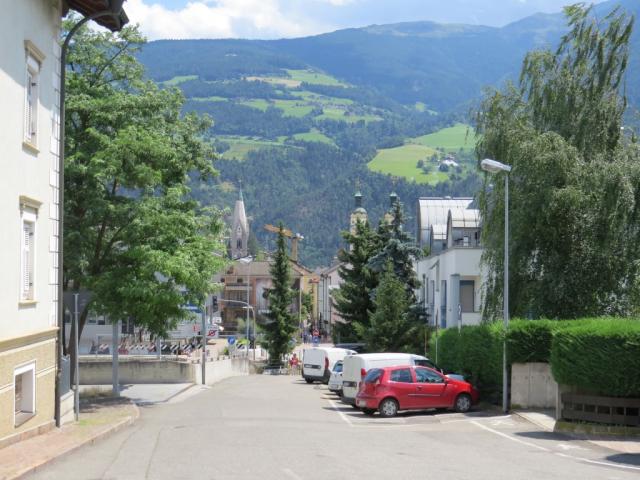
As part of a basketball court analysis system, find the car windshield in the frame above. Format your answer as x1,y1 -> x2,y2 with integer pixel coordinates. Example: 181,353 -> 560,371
333,362 -> 343,373
363,368 -> 383,383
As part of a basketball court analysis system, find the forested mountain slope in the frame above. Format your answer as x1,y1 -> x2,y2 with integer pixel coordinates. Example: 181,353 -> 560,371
137,0 -> 639,266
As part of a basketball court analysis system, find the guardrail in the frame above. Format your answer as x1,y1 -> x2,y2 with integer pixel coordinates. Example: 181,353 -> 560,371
562,393 -> 640,426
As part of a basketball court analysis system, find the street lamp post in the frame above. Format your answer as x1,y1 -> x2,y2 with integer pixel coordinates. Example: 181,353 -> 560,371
237,257 -> 253,356
55,5 -> 125,429
480,158 -> 512,414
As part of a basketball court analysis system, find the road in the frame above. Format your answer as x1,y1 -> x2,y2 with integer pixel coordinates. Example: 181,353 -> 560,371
27,375 -> 640,480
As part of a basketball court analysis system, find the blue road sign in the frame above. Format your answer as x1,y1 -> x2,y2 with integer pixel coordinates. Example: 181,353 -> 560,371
228,336 -> 236,345
183,304 -> 202,314
312,335 -> 319,346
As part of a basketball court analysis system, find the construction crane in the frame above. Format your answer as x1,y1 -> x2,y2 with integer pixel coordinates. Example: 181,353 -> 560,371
263,224 -> 304,262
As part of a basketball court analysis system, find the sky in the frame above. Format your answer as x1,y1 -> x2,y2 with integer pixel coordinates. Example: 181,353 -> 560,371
124,0 -> 608,41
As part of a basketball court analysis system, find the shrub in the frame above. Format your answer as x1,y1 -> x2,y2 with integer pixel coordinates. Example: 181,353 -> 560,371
507,319 -> 562,363
429,323 -> 503,399
550,318 -> 640,397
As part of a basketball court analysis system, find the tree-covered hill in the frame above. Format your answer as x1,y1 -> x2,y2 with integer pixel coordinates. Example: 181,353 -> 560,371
135,0 -> 639,267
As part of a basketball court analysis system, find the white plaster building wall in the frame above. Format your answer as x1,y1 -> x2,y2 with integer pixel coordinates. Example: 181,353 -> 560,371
417,248 -> 484,328
0,0 -> 60,339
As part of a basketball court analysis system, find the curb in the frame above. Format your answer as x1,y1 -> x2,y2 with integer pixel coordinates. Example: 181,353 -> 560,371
511,410 -> 556,432
11,401 -> 140,480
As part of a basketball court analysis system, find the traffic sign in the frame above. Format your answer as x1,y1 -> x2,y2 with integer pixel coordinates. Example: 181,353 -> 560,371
312,335 -> 319,346
228,336 -> 236,345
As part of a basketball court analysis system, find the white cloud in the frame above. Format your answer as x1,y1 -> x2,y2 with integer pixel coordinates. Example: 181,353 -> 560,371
125,0 -> 329,40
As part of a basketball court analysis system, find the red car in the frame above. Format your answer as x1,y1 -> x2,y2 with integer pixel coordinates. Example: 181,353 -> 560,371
355,365 -> 479,417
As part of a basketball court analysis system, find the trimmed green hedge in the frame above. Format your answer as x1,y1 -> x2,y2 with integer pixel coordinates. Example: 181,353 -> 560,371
507,319 -> 564,363
429,324 -> 503,399
550,318 -> 640,397
431,318 -> 640,400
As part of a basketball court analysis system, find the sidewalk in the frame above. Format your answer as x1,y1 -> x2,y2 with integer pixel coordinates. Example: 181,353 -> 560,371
0,398 -> 138,480
514,409 -> 640,455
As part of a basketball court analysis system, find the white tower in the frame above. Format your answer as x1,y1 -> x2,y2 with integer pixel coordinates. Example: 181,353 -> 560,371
231,189 -> 249,259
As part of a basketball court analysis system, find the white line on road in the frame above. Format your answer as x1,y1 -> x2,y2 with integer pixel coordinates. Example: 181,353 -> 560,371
472,420 -> 640,473
282,468 -> 304,480
328,399 -> 354,427
470,420 -> 550,452
579,458 -> 640,472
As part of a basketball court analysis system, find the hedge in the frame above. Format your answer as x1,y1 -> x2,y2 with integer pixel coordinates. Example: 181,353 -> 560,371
506,319 -> 567,363
429,324 -> 503,399
550,318 -> 640,397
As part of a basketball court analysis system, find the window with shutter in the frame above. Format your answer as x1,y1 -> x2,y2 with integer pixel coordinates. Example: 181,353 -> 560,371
21,221 -> 35,301
23,50 -> 40,147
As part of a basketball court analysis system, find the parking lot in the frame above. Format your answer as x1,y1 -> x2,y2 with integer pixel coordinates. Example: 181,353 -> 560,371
28,374 -> 640,480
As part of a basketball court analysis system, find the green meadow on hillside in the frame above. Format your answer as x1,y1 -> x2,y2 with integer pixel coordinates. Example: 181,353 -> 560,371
368,144 -> 447,185
163,75 -> 198,86
413,123 -> 477,151
292,130 -> 335,145
219,137 -> 290,160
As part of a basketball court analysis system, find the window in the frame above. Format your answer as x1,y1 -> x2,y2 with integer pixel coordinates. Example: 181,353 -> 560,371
390,368 -> 413,383
415,368 -> 444,384
364,368 -> 383,384
333,361 -> 343,373
14,362 -> 36,426
20,211 -> 36,302
23,42 -> 43,148
414,359 -> 436,369
461,280 -> 475,313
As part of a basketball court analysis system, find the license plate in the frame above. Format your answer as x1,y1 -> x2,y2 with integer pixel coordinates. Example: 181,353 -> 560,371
357,399 -> 366,407
303,364 -> 320,369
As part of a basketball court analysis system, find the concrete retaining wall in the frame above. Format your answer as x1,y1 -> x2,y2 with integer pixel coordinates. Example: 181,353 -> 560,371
79,357 -> 194,384
511,362 -> 558,409
194,358 -> 248,386
79,356 -> 248,386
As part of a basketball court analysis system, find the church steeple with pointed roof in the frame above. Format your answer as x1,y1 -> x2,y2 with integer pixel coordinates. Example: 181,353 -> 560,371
349,180 -> 368,239
231,187 -> 250,259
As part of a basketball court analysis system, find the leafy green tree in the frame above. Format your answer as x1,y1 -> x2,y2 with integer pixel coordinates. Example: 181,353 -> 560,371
476,5 -> 640,319
63,18 -> 226,352
362,262 -> 415,352
333,220 -> 379,341
264,224 -> 297,365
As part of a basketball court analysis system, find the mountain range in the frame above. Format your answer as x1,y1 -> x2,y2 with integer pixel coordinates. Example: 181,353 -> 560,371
136,0 -> 640,267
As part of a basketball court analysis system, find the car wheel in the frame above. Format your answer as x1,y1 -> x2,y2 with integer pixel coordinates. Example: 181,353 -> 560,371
454,393 -> 472,413
362,408 -> 376,416
378,398 -> 398,418
305,378 -> 313,384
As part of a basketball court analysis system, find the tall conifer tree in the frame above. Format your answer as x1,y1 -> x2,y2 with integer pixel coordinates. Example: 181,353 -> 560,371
264,224 -> 296,365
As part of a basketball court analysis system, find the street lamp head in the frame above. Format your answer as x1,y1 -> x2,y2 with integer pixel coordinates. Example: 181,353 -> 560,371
481,158 -> 512,174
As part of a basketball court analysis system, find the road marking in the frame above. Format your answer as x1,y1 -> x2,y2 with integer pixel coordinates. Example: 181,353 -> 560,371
470,420 -> 550,452
472,420 -> 640,473
282,468 -> 304,480
579,458 -> 640,472
557,443 -> 586,451
328,399 -> 354,427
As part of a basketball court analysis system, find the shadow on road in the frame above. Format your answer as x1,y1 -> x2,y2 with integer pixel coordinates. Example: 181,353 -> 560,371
606,453 -> 640,466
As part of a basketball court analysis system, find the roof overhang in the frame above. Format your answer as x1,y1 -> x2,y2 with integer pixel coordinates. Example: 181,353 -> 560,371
64,0 -> 129,31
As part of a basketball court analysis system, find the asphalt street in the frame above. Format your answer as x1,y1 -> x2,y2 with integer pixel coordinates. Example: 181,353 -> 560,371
26,375 -> 640,480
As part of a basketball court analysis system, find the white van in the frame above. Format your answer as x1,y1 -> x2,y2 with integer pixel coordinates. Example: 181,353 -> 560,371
341,353 -> 438,405
302,347 -> 355,384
